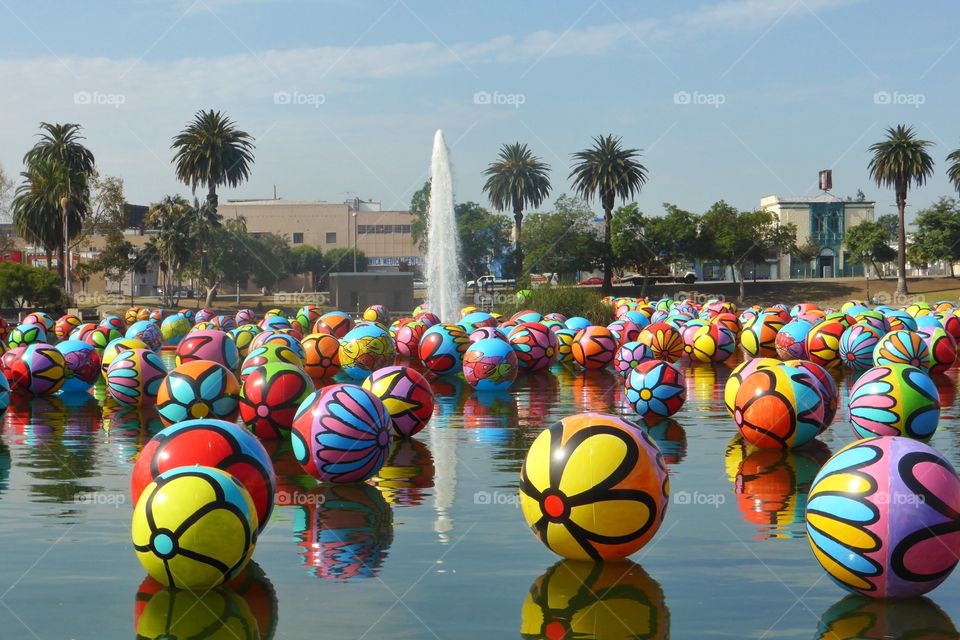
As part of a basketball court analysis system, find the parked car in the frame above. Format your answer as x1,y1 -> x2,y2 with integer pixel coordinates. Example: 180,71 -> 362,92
577,277 -> 603,286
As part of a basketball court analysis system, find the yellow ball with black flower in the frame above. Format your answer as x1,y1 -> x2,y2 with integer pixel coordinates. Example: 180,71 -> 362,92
519,414 -> 669,560
132,466 -> 258,590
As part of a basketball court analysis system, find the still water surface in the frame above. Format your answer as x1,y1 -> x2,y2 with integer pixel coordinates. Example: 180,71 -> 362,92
1,352 -> 959,638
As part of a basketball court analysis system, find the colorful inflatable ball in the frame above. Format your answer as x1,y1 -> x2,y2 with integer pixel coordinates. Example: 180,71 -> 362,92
848,364 -> 940,441
740,312 -> 784,359
106,348 -> 167,407
338,324 -> 396,380
518,413 -> 669,560
8,343 -> 66,396
723,357 -> 781,416
101,337 -> 149,376
805,320 -> 847,367
126,320 -> 163,352
614,341 -> 653,378
625,360 -> 686,419
571,326 -> 617,370
176,329 -> 241,372
418,323 -> 470,376
775,319 -> 813,360
394,320 -> 428,358
239,363 -> 315,440
160,313 -> 191,347
508,322 -> 559,372
637,322 -> 685,363
131,465 -> 258,589
300,333 -> 341,380
461,338 -> 519,392
689,323 -> 736,363
873,330 -> 932,370
130,419 -> 276,534
733,364 -> 826,449
291,384 -> 393,483
156,360 -> 241,426
312,311 -> 354,339
805,437 -> 960,598
362,366 -> 435,438
917,325 -> 957,375
8,322 -> 46,349
838,324 -> 883,372
55,339 -> 101,392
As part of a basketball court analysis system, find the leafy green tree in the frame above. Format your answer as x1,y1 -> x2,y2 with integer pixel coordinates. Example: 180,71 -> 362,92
612,202 -> 698,295
876,213 -> 898,239
91,236 -> 136,292
248,233 -> 292,292
522,195 -> 603,282
698,201 -> 796,301
910,197 -> 960,277
844,221 -> 897,279
792,237 -> 820,278
868,125 -> 935,295
144,195 -> 195,306
187,199 -> 224,306
455,201 -> 512,282
570,135 -> 648,293
203,217 -> 258,300
324,248 -> 369,285
289,244 -> 329,290
172,110 -> 255,212
0,164 -> 12,218
21,122 -> 96,290
410,183 -> 512,279
409,180 -> 430,251
0,262 -> 63,311
482,142 -> 551,278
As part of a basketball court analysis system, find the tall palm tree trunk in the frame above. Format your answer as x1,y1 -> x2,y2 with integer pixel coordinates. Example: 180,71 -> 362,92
207,184 -> 218,213
896,188 -> 908,296
514,209 -> 523,279
602,208 -> 613,294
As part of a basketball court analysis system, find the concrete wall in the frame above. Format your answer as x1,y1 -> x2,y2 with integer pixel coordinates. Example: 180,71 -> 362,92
329,272 -> 414,314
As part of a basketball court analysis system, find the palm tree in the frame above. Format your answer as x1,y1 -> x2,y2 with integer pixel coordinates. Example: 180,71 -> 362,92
946,144 -> 960,196
482,143 -> 551,279
569,135 -> 648,293
145,195 -> 194,306
11,160 -> 88,278
21,122 -> 95,290
868,125 -> 935,296
171,110 -> 256,212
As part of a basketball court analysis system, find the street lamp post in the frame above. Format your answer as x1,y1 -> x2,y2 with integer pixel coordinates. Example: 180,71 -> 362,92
864,250 -> 873,303
352,211 -> 358,271
128,252 -> 136,306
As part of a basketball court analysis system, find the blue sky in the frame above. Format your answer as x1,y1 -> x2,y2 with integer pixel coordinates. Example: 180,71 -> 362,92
1,0 -> 958,220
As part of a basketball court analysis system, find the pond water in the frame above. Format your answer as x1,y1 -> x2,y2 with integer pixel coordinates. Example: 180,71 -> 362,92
2,351 -> 960,639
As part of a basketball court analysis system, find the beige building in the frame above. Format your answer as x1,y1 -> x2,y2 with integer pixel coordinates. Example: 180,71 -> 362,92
218,198 -> 424,271
760,194 -> 875,279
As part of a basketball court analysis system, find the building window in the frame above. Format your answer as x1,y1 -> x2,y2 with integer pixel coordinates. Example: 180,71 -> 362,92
293,232 -> 304,244
326,232 -> 336,244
